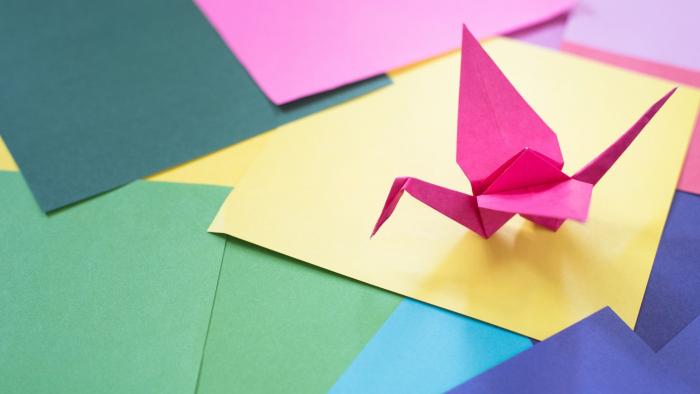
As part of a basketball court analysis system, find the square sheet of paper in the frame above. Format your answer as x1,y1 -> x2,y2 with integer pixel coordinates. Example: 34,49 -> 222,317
195,0 -> 573,103
210,38 -> 700,340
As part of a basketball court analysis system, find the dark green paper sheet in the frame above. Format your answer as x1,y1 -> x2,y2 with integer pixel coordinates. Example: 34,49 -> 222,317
0,0 -> 389,212
0,172 -> 230,393
196,238 -> 402,393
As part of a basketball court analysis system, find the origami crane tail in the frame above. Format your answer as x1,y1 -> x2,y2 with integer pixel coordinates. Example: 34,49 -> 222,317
371,177 -> 485,237
573,87 -> 677,185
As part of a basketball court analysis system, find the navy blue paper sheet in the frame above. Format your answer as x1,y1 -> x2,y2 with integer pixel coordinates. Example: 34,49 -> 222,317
635,191 -> 700,350
449,308 -> 693,393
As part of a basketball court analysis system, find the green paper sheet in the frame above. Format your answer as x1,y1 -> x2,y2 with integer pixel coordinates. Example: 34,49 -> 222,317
0,172 -> 229,394
196,238 -> 402,393
0,0 -> 389,212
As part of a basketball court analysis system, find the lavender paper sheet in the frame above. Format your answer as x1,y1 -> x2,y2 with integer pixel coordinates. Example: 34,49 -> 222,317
563,0 -> 700,72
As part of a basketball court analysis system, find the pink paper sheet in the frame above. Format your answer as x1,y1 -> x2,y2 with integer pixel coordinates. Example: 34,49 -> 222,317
678,115 -> 700,193
194,0 -> 575,104
561,42 -> 700,89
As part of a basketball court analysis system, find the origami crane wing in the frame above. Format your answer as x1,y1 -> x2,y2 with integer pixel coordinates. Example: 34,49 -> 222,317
477,87 -> 678,225
456,25 -> 564,195
573,87 -> 678,185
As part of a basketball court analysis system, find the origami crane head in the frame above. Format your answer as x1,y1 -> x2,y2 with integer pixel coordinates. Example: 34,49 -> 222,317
372,25 -> 677,239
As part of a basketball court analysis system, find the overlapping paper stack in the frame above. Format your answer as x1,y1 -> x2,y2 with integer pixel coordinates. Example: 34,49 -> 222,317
2,1 -> 699,393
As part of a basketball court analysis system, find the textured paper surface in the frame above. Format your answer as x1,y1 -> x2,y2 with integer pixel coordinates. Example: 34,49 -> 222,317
0,172 -> 229,394
195,0 -> 574,104
636,191 -> 700,350
330,299 -> 531,394
196,239 -> 401,393
0,0 -> 389,212
210,39 -> 700,340
448,309 -> 694,393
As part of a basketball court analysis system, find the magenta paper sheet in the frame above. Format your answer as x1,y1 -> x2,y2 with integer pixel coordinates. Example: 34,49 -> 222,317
194,0 -> 574,104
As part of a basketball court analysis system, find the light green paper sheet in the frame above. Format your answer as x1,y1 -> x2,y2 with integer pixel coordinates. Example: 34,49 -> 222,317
0,172 -> 229,394
196,238 -> 402,393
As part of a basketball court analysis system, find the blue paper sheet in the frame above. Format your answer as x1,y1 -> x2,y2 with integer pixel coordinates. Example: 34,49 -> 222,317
330,299 -> 531,394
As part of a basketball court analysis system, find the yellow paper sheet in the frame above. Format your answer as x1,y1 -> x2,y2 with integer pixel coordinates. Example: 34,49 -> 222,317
0,137 -> 18,171
210,38 -> 700,340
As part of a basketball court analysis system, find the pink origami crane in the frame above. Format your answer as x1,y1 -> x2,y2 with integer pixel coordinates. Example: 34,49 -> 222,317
372,25 -> 677,239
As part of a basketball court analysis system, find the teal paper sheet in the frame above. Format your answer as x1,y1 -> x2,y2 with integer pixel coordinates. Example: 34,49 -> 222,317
0,0 -> 389,212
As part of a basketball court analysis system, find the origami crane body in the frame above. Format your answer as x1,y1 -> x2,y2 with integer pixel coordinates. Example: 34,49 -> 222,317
372,26 -> 677,239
